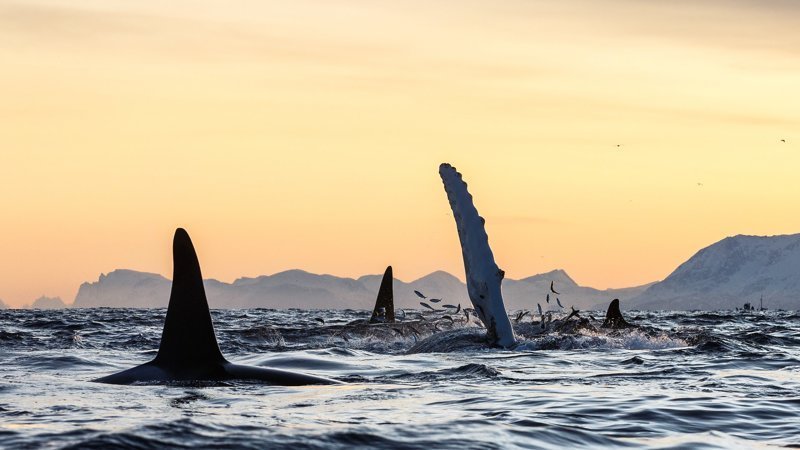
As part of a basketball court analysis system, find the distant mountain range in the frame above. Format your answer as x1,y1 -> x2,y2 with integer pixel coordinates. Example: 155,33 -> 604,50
72,268 -> 647,311
30,296 -> 68,309
629,233 -> 800,310
12,233 -> 800,311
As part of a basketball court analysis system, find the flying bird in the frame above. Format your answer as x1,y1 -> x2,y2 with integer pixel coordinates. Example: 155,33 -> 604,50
455,303 -> 461,314
546,293 -> 550,304
414,290 -> 426,299
442,304 -> 457,309
429,298 -> 442,303
419,302 -> 434,311
537,303 -> 543,316
556,298 -> 564,308
550,281 -> 561,295
781,139 -> 786,143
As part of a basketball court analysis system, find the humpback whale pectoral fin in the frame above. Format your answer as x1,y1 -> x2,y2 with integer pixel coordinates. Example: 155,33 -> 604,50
439,163 -> 516,347
153,228 -> 227,368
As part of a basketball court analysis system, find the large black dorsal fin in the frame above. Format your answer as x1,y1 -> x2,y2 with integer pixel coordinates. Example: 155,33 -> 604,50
369,266 -> 395,323
602,298 -> 630,329
154,228 -> 226,367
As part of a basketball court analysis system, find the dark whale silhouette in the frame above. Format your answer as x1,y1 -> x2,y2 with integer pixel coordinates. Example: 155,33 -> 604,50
94,228 -> 339,386
369,266 -> 395,323
601,298 -> 631,329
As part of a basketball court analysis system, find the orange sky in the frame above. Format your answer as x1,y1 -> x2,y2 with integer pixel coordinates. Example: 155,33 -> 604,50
1,0 -> 799,307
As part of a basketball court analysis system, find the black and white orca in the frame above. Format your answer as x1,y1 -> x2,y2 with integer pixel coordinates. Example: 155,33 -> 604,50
601,298 -> 631,330
369,266 -> 395,323
94,228 -> 339,386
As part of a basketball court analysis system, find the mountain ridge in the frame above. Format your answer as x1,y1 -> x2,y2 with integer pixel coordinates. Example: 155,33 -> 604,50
629,233 -> 800,310
70,267 -> 639,311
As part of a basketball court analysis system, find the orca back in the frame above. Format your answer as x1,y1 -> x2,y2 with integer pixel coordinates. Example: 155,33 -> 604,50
154,228 -> 226,368
370,266 -> 395,323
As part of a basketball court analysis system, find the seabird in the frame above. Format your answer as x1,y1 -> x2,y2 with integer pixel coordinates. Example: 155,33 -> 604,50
420,302 -> 435,311
429,298 -> 442,303
537,303 -> 543,316
550,281 -> 561,295
546,293 -> 550,304
414,290 -> 427,299
556,298 -> 564,308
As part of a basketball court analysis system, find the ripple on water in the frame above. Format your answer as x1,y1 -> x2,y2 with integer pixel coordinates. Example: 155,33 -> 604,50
1,308 -> 799,450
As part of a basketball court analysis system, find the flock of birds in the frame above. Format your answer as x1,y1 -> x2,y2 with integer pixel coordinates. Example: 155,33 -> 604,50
415,290 -> 464,316
415,280 -> 576,329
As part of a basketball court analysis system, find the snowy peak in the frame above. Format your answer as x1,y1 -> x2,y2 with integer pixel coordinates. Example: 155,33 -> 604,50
631,233 -> 800,310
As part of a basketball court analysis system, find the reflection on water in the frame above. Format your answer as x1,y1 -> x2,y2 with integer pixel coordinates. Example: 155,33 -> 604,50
1,308 -> 799,449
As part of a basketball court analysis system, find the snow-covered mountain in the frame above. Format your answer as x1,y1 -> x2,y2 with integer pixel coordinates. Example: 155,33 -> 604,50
629,234 -> 800,310
72,268 -> 647,311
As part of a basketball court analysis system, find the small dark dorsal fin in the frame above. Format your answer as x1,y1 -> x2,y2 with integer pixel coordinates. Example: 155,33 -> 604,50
154,228 -> 226,367
370,266 -> 395,323
602,298 -> 630,329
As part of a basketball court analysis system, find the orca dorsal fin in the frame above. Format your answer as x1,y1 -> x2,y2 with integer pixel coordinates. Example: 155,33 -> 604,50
602,298 -> 630,329
369,266 -> 395,323
154,228 -> 226,367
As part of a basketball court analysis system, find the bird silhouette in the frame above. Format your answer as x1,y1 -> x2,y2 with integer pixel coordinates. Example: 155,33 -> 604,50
546,293 -> 550,304
550,281 -> 561,295
537,303 -> 543,316
556,298 -> 564,308
414,290 -> 426,299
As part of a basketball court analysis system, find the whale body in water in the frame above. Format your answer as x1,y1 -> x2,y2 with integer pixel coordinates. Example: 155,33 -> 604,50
94,228 -> 339,386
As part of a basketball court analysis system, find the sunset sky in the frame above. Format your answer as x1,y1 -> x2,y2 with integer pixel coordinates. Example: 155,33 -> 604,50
1,0 -> 799,307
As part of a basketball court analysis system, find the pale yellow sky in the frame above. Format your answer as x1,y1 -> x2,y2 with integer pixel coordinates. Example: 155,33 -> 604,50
1,0 -> 799,307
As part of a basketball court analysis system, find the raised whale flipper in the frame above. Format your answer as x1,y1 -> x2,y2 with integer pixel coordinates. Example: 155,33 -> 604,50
369,266 -> 395,323
94,228 -> 339,385
601,298 -> 630,329
439,163 -> 516,347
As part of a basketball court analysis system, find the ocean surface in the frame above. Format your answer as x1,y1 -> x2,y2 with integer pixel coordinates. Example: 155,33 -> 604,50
1,308 -> 799,449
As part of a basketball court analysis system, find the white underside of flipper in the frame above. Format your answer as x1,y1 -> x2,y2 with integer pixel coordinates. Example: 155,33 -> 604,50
439,163 -> 516,347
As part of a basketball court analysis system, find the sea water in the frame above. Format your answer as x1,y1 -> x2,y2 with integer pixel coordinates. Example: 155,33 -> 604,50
1,309 -> 799,449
